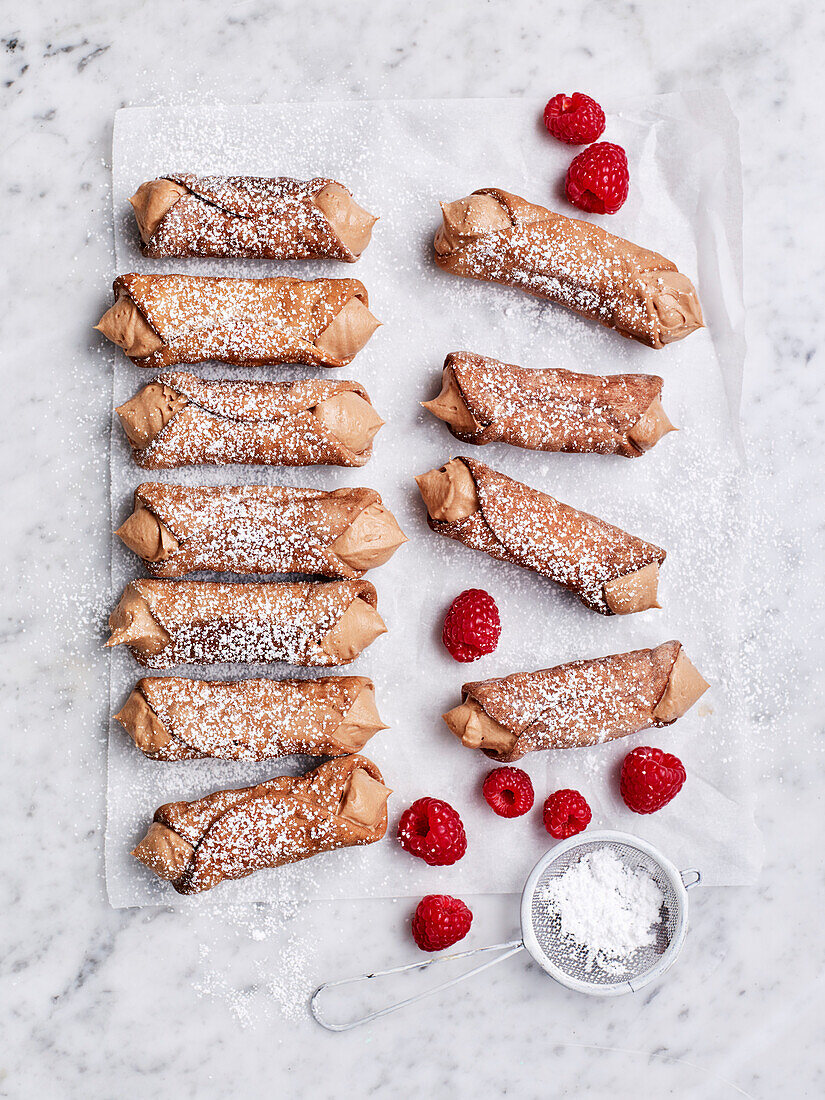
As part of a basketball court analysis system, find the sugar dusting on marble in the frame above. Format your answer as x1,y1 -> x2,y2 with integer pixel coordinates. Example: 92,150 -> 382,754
192,895 -> 313,1024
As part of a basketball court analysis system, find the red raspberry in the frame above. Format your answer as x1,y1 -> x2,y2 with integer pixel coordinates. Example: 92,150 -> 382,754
620,746 -> 686,814
397,797 -> 467,866
543,789 -> 592,839
442,588 -> 501,663
482,767 -> 535,818
565,142 -> 629,215
411,894 -> 473,952
543,92 -> 606,145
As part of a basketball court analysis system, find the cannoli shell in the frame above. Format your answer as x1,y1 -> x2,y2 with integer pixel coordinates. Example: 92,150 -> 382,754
108,577 -> 381,669
118,675 -> 383,760
122,483 -> 386,578
112,272 -> 373,369
137,175 -> 367,261
459,642 -> 703,761
435,188 -> 702,348
433,351 -> 668,457
134,754 -> 388,894
424,458 -> 665,614
122,372 -> 379,470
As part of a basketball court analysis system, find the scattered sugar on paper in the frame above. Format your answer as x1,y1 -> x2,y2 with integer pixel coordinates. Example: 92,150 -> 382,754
538,848 -> 664,976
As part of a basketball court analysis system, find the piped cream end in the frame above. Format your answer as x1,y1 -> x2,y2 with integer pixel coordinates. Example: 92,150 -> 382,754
115,383 -> 188,450
434,193 -> 511,255
130,179 -> 188,243
106,586 -> 170,656
415,458 -> 479,522
422,366 -> 481,436
338,768 -> 391,828
314,391 -> 384,455
334,684 -> 388,752
314,297 -> 381,362
116,499 -> 179,562
96,296 -> 163,358
604,563 -> 662,616
132,822 -> 193,881
654,648 -> 710,722
627,396 -> 677,454
314,182 -> 377,257
332,503 -> 407,572
442,700 -> 517,756
114,687 -> 173,755
321,597 -> 387,664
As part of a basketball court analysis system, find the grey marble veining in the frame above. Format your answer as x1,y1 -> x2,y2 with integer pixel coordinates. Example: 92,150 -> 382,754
1,1 -> 823,1097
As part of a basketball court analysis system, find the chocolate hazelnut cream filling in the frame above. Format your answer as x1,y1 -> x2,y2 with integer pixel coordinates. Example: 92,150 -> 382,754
318,596 -> 387,663
105,582 -> 386,665
116,499 -> 179,563
129,179 -> 190,242
95,286 -> 380,362
434,192 -> 703,347
423,362 -> 676,454
130,178 -> 377,257
115,679 -> 386,758
415,458 -> 661,614
115,380 -> 383,458
327,503 -> 407,571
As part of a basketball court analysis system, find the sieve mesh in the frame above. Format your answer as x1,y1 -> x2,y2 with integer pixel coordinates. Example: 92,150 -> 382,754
527,837 -> 684,989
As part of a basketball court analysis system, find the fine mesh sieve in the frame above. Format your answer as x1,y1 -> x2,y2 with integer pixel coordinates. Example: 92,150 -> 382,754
521,831 -> 697,996
311,830 -> 700,1030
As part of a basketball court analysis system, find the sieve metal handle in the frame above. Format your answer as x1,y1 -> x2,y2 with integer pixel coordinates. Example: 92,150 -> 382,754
680,869 -> 701,890
310,940 -> 524,1032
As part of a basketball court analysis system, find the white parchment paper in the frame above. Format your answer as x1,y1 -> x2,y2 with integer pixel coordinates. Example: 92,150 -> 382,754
107,93 -> 759,908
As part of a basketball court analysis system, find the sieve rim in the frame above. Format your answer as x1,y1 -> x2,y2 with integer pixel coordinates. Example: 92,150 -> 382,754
519,830 -> 691,998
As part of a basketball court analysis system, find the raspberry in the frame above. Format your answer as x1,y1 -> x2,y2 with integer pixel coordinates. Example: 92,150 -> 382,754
442,588 -> 501,663
397,797 -> 467,866
543,789 -> 592,839
543,92 -> 606,145
411,894 -> 473,952
620,746 -> 686,814
482,767 -> 535,818
565,142 -> 629,215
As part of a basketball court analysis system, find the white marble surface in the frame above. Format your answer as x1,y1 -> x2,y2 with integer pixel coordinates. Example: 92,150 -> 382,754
1,2 -> 823,1096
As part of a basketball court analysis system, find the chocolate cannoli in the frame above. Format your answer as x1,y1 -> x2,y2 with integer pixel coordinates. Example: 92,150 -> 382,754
434,189 -> 702,348
132,754 -> 390,894
131,174 -> 377,261
443,641 -> 709,761
95,273 -> 380,368
105,578 -> 386,669
423,351 -> 675,457
116,372 -> 383,470
416,457 -> 665,615
117,483 -> 407,579
116,675 -> 386,761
